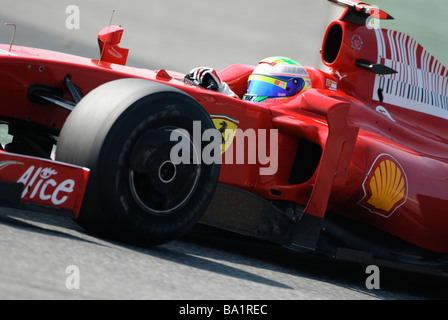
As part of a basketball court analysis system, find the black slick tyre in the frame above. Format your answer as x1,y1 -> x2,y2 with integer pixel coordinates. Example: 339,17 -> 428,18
56,78 -> 220,246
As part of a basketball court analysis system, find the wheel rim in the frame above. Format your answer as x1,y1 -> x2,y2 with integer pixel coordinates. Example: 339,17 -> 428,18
128,127 -> 201,215
158,160 -> 177,183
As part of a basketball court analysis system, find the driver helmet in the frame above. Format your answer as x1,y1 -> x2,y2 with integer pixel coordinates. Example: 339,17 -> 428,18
243,56 -> 311,103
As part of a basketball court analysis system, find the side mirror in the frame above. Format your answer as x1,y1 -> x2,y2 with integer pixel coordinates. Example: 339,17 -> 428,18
97,25 -> 129,65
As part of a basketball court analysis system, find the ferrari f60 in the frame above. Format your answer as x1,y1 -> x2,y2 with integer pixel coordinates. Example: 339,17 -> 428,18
0,0 -> 447,276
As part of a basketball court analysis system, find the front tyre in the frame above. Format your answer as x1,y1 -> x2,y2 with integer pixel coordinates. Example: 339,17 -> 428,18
56,79 -> 220,246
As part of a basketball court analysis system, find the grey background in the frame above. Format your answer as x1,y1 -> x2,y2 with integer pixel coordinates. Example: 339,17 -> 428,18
0,0 -> 341,72
1,0 -> 446,72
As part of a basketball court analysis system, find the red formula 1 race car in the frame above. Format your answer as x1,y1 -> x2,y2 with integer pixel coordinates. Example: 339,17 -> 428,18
0,0 -> 447,276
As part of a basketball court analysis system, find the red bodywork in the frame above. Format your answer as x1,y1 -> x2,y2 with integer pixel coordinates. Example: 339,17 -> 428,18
0,1 -> 447,263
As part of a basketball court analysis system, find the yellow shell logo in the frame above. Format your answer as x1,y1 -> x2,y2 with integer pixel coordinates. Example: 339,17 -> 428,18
211,115 -> 239,154
359,154 -> 408,217
367,160 -> 405,211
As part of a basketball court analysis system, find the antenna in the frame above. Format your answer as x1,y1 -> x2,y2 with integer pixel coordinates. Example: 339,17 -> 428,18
100,10 -> 116,61
5,23 -> 16,52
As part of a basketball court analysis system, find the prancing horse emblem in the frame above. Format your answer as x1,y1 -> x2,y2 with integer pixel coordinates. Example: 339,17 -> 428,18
210,115 -> 239,154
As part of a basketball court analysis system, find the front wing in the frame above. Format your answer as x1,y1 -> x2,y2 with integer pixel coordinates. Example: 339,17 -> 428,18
0,151 -> 89,216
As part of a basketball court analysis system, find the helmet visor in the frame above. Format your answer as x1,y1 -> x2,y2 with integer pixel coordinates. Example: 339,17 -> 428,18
246,74 -> 305,99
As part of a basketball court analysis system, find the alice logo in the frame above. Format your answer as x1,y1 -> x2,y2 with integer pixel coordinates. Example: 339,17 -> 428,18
358,154 -> 408,217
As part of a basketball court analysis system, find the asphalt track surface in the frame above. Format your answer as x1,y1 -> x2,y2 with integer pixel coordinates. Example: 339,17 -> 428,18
0,0 -> 447,301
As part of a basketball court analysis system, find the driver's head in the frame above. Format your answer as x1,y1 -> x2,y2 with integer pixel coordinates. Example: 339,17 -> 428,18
243,56 -> 311,103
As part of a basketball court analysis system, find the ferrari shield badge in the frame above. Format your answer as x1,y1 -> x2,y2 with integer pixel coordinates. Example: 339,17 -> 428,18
210,115 -> 239,154
358,154 -> 408,218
